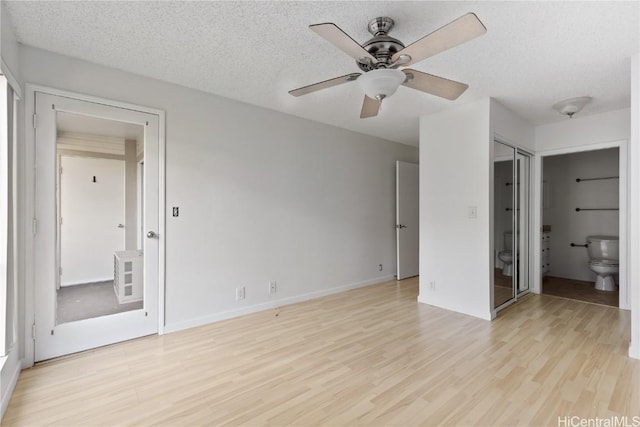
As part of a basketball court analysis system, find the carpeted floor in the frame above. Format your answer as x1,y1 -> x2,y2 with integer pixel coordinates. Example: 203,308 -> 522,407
57,280 -> 143,324
542,275 -> 618,307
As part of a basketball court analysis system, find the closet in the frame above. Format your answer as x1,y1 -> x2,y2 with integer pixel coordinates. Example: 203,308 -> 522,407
493,140 -> 533,311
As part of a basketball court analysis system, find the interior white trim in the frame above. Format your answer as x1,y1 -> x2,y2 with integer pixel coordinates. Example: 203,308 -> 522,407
533,139 -> 628,309
629,53 -> 639,360
164,275 -> 396,334
22,84 -> 166,366
0,354 -> 21,417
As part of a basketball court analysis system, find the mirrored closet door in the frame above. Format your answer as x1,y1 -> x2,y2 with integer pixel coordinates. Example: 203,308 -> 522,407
493,141 -> 532,311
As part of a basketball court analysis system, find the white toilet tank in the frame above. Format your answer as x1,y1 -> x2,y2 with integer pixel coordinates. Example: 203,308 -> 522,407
587,236 -> 619,261
504,231 -> 512,251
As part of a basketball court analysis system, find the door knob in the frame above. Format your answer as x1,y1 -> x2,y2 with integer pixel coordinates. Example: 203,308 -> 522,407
146,231 -> 158,239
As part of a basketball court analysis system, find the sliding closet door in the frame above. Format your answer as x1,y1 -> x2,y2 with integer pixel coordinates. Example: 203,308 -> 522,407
493,141 -> 532,311
516,153 -> 531,294
493,141 -> 516,309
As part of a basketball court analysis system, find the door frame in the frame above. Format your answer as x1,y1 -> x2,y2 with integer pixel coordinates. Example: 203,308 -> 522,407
23,84 -> 166,367
533,139 -> 628,310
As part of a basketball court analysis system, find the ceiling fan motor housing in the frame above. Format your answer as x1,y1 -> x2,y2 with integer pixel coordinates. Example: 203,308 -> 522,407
357,17 -> 405,71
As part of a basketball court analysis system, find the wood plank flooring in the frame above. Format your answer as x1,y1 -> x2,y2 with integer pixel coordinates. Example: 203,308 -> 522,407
542,275 -> 619,307
4,278 -> 638,426
494,268 -> 514,308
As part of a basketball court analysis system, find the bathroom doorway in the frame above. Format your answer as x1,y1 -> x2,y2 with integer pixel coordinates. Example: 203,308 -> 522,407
493,140 -> 532,312
541,147 -> 620,307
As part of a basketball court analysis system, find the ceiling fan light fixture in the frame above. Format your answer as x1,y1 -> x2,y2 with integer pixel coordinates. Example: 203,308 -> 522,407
357,68 -> 406,101
552,96 -> 592,118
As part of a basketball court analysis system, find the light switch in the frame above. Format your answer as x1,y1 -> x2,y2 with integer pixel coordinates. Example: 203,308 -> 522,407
468,206 -> 477,219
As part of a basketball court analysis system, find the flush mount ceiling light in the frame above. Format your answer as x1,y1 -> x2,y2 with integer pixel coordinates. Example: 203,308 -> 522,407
552,96 -> 592,118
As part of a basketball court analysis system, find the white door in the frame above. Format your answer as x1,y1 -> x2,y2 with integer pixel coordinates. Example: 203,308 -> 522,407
34,92 -> 161,361
396,161 -> 419,279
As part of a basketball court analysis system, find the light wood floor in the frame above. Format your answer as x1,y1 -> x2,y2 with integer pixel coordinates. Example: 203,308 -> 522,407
4,278 -> 638,426
494,268 -> 514,308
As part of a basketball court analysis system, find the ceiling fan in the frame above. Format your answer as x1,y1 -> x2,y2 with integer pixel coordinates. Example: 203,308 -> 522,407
289,13 -> 486,118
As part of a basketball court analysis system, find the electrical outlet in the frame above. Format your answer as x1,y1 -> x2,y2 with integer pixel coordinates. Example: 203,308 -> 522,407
269,281 -> 277,294
429,280 -> 436,291
236,286 -> 245,301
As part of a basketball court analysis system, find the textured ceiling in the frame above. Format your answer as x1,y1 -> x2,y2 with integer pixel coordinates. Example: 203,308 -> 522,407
5,1 -> 639,146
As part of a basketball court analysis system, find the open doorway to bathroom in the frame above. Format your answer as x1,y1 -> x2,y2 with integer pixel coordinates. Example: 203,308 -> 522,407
541,147 -> 620,307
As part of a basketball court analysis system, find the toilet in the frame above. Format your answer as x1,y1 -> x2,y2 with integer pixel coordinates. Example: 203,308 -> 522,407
498,231 -> 513,276
587,236 -> 619,291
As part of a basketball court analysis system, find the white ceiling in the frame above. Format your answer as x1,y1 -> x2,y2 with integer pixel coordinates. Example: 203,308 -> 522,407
5,1 -> 639,146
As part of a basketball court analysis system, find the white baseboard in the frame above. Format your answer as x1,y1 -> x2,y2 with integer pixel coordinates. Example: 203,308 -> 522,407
20,358 -> 32,370
1,355 -> 22,420
61,277 -> 113,287
417,294 -> 493,321
630,343 -> 640,360
164,275 -> 396,334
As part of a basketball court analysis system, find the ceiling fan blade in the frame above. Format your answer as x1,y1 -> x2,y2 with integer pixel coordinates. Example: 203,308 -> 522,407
289,73 -> 361,97
402,69 -> 469,100
360,95 -> 380,119
310,23 -> 378,64
392,13 -> 486,66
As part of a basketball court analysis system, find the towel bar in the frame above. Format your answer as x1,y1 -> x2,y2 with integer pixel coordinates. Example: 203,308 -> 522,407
575,176 -> 618,183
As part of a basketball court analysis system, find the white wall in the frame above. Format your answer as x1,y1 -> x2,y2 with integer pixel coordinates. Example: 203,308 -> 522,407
60,156 -> 125,286
418,98 -> 534,319
419,98 -> 492,319
419,98 -> 534,320
490,99 -> 535,152
542,148 -> 619,282
19,46 -> 419,333
124,140 -> 138,250
536,109 -> 630,151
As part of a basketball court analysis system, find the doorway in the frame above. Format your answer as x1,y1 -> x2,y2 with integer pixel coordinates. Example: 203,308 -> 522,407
541,147 -> 620,307
32,90 -> 163,361
493,140 -> 532,311
396,161 -> 419,280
